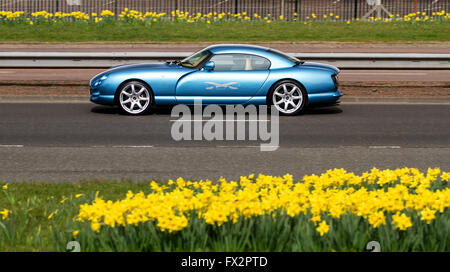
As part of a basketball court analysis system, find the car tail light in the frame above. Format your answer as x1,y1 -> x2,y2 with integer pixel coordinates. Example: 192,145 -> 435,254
331,74 -> 339,89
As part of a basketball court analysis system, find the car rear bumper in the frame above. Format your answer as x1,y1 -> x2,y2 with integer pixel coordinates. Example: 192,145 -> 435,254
308,90 -> 342,104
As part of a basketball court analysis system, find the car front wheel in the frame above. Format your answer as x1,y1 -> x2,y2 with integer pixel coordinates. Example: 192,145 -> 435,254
270,80 -> 306,116
118,81 -> 152,115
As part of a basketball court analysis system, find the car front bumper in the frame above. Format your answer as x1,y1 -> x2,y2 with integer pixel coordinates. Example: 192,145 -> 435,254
90,88 -> 115,105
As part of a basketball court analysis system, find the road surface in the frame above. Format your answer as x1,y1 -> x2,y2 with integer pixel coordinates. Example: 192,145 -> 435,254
0,102 -> 448,182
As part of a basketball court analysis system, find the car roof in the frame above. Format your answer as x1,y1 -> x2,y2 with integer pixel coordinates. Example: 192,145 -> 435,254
207,44 -> 269,54
206,44 -> 296,69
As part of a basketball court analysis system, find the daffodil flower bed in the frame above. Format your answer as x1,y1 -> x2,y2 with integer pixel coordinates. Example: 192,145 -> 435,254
0,9 -> 449,25
71,168 -> 450,251
1,168 -> 449,251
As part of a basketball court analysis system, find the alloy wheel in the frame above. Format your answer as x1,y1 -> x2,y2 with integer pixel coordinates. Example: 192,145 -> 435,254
272,83 -> 303,114
119,82 -> 151,114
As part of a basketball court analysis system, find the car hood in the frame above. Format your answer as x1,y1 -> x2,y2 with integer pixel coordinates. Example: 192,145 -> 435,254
107,62 -> 180,72
90,63 -> 183,86
299,62 -> 339,74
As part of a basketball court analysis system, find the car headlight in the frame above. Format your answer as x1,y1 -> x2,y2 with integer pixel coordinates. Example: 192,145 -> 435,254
92,75 -> 108,87
331,74 -> 339,89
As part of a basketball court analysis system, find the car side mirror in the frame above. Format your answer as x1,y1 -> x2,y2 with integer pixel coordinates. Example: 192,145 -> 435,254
203,61 -> 215,71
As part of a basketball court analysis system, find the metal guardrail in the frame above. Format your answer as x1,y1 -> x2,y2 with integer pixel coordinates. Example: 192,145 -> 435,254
1,52 -> 449,69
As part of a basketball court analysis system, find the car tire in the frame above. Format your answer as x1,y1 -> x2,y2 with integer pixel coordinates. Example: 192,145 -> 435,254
117,81 -> 153,115
269,80 -> 307,116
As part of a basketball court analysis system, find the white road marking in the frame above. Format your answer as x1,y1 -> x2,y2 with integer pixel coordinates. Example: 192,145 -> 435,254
369,146 -> 401,149
112,145 -> 154,148
170,120 -> 270,122
0,71 -> 14,74
216,145 -> 279,148
0,144 -> 24,147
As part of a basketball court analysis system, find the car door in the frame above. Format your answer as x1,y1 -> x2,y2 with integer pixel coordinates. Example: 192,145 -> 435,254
175,53 -> 270,104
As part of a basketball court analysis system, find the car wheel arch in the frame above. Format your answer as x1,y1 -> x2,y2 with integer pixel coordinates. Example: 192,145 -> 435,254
266,78 -> 308,106
114,79 -> 154,106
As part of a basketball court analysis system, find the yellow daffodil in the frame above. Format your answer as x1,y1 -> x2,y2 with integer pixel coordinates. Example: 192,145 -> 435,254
0,209 -> 9,220
368,211 -> 386,228
91,222 -> 101,232
392,212 -> 412,231
316,221 -> 330,236
48,212 -> 55,220
420,208 -> 436,224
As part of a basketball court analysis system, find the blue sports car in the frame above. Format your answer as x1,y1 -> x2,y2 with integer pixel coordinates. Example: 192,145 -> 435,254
90,44 -> 342,115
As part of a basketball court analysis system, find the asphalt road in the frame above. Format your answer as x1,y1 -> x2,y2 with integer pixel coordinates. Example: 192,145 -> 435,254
0,103 -> 448,182
1,69 -> 449,82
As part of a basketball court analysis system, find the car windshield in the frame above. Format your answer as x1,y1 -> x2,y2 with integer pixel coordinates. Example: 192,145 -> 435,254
180,49 -> 212,68
267,49 -> 303,65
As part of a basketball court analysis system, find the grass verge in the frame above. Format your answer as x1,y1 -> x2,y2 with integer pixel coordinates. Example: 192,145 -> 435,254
0,21 -> 449,42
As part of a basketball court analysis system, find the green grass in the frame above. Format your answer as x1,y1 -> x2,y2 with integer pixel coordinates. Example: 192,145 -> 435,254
0,21 -> 449,42
0,181 -> 149,251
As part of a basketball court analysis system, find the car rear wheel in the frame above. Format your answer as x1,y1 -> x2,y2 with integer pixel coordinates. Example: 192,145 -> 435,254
270,80 -> 306,116
118,81 -> 152,115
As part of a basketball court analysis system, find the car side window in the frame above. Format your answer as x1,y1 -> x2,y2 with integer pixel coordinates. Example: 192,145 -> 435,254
209,54 -> 270,71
